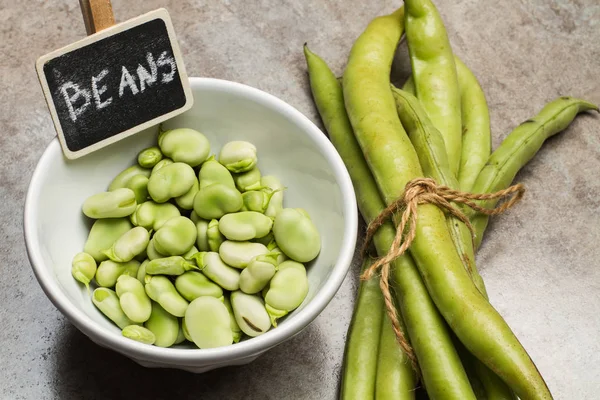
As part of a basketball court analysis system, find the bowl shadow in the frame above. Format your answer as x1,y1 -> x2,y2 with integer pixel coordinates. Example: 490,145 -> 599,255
53,320 -> 331,400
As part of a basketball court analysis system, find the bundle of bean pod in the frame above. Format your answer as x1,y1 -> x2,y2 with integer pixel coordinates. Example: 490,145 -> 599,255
71,127 -> 321,349
303,1 -> 598,399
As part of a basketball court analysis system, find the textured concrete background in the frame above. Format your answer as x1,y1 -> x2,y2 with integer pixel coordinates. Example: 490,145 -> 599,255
1,0 -> 599,399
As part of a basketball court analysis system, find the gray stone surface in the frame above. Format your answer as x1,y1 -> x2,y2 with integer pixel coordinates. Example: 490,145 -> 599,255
1,0 -> 599,399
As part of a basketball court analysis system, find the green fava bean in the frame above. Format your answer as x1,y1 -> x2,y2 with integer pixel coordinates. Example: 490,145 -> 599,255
192,183 -> 243,220
108,165 -> 151,191
137,259 -> 149,283
116,275 -> 152,323
218,211 -> 273,241
151,158 -> 173,173
82,188 -> 137,219
175,178 -> 199,210
71,252 -> 97,290
253,232 -> 274,247
92,288 -> 135,329
175,271 -> 224,302
230,291 -> 271,337
222,295 -> 242,343
122,325 -> 156,345
147,162 -> 196,203
267,241 -> 288,264
195,219 -> 210,251
103,227 -> 150,263
189,211 -> 200,223
181,318 -> 194,342
189,252 -> 240,291
233,166 -> 262,192
294,208 -> 311,219
137,146 -> 163,169
131,201 -> 180,231
198,156 -> 236,189
153,216 -> 197,256
185,296 -> 233,349
84,218 -> 133,262
264,260 -> 309,326
182,245 -> 199,260
207,219 -> 224,252
158,128 -> 211,167
219,240 -> 269,269
239,253 -> 278,294
241,188 -> 277,213
144,301 -> 180,347
174,320 -> 187,345
146,256 -> 199,276
124,174 -> 149,204
218,141 -> 258,173
273,208 -> 320,263
146,238 -> 165,261
261,176 -> 285,218
134,247 -> 147,262
144,275 -> 189,317
95,260 -> 140,288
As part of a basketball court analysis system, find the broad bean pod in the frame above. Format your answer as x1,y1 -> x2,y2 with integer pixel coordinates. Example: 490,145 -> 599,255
344,9 -> 553,398
404,0 -> 462,175
392,86 -> 515,398
470,97 -> 598,249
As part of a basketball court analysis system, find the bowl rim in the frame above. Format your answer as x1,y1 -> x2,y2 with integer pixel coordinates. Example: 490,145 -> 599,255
23,76 -> 358,365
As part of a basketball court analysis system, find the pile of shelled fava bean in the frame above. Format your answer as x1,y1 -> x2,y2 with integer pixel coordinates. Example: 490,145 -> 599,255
71,127 -> 321,349
303,1 -> 598,400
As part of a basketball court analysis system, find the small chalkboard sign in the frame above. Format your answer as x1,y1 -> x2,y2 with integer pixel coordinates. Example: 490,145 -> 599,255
36,7 -> 193,159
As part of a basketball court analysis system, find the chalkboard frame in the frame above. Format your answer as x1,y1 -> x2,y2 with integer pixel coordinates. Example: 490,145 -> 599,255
36,8 -> 194,160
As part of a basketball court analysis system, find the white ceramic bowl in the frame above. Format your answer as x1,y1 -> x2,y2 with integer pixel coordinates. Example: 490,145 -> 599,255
24,77 -> 358,373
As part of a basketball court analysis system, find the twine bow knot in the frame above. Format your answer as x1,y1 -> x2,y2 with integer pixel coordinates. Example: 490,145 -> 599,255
360,177 -> 526,376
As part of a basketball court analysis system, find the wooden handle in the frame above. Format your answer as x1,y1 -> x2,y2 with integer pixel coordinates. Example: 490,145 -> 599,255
79,0 -> 115,35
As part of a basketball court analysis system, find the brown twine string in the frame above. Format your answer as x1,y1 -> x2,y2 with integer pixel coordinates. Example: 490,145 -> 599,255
360,177 -> 525,375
